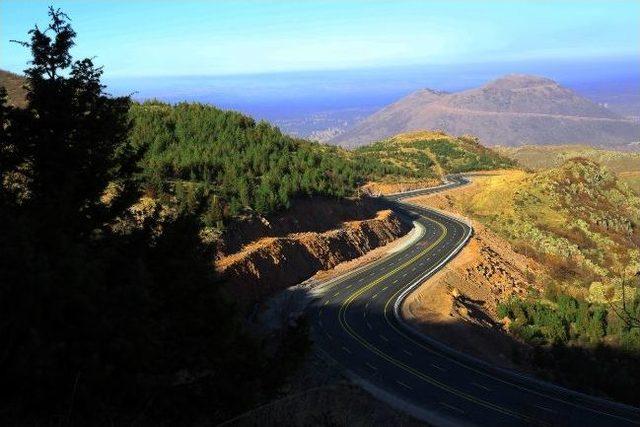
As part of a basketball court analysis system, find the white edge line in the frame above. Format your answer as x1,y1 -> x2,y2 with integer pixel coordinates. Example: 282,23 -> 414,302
390,178 -> 640,417
315,347 -> 472,427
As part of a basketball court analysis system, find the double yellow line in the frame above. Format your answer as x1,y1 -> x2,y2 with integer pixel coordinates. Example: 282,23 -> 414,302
332,207 -> 637,424
337,216 -> 532,422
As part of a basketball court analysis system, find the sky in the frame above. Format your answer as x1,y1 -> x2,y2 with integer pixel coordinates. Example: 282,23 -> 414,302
1,0 -> 639,78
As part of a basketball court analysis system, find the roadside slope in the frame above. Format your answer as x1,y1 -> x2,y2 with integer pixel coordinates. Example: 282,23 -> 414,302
404,165 -> 640,405
217,207 -> 411,304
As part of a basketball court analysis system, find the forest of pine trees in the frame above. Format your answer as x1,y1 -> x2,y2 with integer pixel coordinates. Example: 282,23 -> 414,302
128,100 -> 412,225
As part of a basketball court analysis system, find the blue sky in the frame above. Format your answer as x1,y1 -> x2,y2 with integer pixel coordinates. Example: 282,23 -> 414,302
1,0 -> 639,77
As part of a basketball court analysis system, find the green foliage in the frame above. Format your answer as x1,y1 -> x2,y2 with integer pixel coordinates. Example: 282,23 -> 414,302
128,101 -> 408,222
356,140 -> 437,178
499,294 -> 622,347
499,293 -> 640,404
354,133 -> 516,179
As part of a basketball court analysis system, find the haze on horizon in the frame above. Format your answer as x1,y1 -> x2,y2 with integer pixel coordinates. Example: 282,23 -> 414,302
2,0 -> 638,77
2,1 -> 639,124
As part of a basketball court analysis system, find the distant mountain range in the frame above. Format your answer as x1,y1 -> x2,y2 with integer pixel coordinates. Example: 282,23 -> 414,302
331,74 -> 640,148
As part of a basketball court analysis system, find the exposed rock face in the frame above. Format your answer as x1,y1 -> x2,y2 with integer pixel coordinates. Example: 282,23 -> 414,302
215,196 -> 393,259
217,209 -> 411,303
333,74 -> 640,148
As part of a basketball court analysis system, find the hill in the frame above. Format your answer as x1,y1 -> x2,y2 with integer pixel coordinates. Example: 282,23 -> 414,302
406,162 -> 640,403
0,70 -> 27,108
495,144 -> 640,193
462,159 -> 640,292
332,74 -> 640,148
128,101 -> 424,224
353,130 -> 515,193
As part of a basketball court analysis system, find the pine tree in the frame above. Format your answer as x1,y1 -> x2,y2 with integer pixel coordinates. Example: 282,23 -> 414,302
8,7 -> 134,235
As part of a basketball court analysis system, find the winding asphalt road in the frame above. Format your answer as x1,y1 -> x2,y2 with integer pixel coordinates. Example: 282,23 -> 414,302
310,176 -> 640,426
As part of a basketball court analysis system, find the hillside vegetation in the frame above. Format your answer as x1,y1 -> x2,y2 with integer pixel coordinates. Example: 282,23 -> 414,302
0,70 -> 27,108
129,101 -> 418,224
452,162 -> 640,403
354,130 -> 516,179
461,160 -> 639,294
496,144 -> 640,193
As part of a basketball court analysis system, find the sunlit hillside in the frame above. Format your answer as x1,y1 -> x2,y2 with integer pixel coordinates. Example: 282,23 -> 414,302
496,144 -> 640,193
410,163 -> 640,403
0,70 -> 27,108
354,130 -> 516,192
461,160 -> 640,296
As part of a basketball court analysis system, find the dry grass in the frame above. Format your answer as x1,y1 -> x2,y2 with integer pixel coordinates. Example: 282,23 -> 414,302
619,171 -> 640,194
0,69 -> 27,108
497,144 -> 640,195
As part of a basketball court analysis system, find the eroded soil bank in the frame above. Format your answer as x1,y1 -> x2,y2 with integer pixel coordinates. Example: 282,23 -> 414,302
216,197 -> 412,304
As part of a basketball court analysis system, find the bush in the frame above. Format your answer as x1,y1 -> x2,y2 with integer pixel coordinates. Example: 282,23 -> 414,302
498,292 -> 640,405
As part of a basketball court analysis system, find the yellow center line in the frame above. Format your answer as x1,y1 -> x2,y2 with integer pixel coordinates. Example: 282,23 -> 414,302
378,214 -> 636,423
337,217 -> 530,421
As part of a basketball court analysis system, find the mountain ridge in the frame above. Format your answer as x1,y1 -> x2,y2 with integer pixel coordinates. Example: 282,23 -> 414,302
332,74 -> 640,148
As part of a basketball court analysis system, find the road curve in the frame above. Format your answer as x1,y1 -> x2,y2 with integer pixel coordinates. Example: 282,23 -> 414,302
310,175 -> 640,426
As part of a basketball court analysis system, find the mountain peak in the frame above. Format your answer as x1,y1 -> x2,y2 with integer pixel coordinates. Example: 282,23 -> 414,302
332,74 -> 638,148
485,74 -> 558,90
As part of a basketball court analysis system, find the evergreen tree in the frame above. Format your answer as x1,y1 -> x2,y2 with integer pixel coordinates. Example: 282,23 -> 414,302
0,9 -> 308,424
8,7 -> 134,234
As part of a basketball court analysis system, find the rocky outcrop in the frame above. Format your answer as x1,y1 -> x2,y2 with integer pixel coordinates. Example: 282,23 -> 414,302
217,210 -> 411,303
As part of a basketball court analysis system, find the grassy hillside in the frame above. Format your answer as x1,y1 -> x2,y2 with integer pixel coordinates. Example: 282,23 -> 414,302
496,144 -> 640,193
0,70 -> 27,108
461,159 -> 639,296
354,130 -> 516,181
429,164 -> 640,403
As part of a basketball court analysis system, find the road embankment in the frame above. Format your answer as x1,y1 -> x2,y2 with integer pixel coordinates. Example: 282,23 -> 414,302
216,203 -> 412,305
